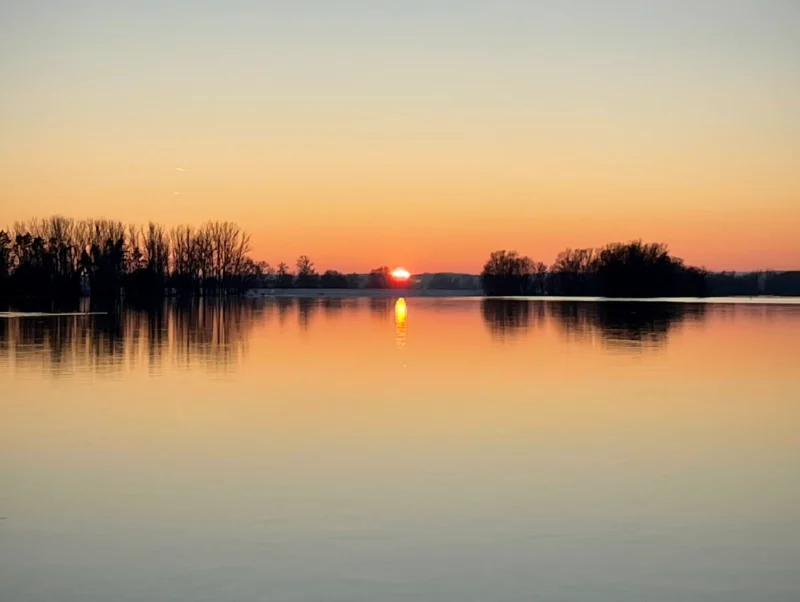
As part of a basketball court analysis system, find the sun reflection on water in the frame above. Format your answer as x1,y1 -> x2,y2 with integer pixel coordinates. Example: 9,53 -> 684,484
395,297 -> 407,348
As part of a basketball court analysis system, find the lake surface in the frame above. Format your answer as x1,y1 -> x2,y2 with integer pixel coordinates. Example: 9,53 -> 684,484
1,298 -> 799,602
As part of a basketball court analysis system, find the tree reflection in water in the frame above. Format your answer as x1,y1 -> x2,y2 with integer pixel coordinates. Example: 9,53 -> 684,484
0,299 -> 263,375
480,299 -> 546,341
482,299 -> 705,350
0,298 -> 714,375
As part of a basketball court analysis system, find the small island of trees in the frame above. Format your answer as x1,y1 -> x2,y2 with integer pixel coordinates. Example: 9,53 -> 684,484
480,241 -> 707,297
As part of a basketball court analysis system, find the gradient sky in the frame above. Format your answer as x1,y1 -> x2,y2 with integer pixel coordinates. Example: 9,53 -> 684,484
1,0 -> 798,272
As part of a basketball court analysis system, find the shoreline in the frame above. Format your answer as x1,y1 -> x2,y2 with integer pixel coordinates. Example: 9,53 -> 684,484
245,288 -> 483,299
245,289 -> 800,305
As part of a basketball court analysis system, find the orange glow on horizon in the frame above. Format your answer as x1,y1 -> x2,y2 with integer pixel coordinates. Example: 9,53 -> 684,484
1,3 -> 798,273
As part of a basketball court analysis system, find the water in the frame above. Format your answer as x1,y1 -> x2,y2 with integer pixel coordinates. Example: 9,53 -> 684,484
1,298 -> 799,602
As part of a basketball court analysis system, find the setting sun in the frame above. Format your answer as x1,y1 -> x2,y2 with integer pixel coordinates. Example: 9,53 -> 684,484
391,268 -> 411,281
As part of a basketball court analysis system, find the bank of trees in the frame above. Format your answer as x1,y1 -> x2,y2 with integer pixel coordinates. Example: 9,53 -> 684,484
1,216 -> 259,301
0,212 -> 410,300
8,217 -> 794,302
481,241 -> 708,297
258,264 -> 402,289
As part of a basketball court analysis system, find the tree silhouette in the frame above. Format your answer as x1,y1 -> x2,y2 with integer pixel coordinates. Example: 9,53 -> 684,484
482,241 -> 710,297
367,266 -> 392,289
549,248 -> 598,295
320,269 -> 349,288
275,262 -> 294,288
480,250 -> 537,295
295,255 -> 319,288
1,215 -> 257,301
592,241 -> 706,297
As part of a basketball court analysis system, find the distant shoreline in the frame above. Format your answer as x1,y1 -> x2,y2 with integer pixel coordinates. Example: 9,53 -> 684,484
246,288 -> 483,298
244,289 -> 800,304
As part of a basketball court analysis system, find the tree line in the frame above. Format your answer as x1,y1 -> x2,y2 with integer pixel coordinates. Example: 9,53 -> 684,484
1,216 -> 258,301
0,215 -> 411,301
4,217 -> 796,301
256,260 -> 405,290
481,241 -> 709,297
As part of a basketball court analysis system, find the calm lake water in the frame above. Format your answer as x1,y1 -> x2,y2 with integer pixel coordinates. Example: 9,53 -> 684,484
1,298 -> 799,602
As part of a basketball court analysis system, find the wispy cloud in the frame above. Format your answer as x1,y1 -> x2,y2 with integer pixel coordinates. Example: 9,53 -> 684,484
173,191 -> 181,195
175,167 -> 185,172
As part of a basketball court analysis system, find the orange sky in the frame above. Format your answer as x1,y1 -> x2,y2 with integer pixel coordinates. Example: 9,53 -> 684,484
1,1 -> 798,272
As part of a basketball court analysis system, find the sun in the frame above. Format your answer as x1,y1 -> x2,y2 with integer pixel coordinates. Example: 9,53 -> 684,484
391,267 -> 410,281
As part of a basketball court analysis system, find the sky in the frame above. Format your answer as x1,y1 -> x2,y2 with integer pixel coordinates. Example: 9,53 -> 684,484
1,0 -> 798,272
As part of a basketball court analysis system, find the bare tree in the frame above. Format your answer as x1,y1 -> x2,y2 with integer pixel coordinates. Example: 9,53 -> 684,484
295,255 -> 318,288
480,250 -> 536,295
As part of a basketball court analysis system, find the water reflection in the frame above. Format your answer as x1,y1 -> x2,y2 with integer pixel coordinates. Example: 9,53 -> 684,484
3,298 -> 799,602
0,299 -> 261,375
3,298 -> 777,378
369,297 -> 393,319
481,299 -> 546,340
482,299 -> 706,350
321,297 -> 344,316
275,297 -> 294,326
297,297 -> 318,329
395,298 -> 408,348
553,301 -> 706,350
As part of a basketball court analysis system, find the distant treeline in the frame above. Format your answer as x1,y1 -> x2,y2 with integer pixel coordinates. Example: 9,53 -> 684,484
481,242 -> 800,297
257,261 -> 407,290
3,217 -> 798,301
255,265 -> 479,290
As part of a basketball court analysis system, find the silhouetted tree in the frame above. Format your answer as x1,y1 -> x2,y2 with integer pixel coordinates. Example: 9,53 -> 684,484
549,248 -> 598,295
544,241 -> 707,297
126,222 -> 169,298
531,261 -> 548,295
0,230 -> 11,295
320,269 -> 349,288
367,266 -> 392,289
275,262 -> 294,288
295,255 -> 319,288
593,241 -> 705,297
480,250 -> 536,295
255,261 -> 274,287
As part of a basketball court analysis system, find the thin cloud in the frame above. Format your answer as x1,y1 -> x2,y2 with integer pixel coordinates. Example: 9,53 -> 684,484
175,167 -> 185,171
173,191 -> 181,195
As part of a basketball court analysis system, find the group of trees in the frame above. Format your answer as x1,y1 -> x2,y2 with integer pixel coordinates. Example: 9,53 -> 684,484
481,251 -> 548,296
254,259 -> 405,290
1,216 -> 258,301
481,241 -> 708,297
6,217 -> 796,302
260,255 -> 361,289
0,213 -> 413,302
